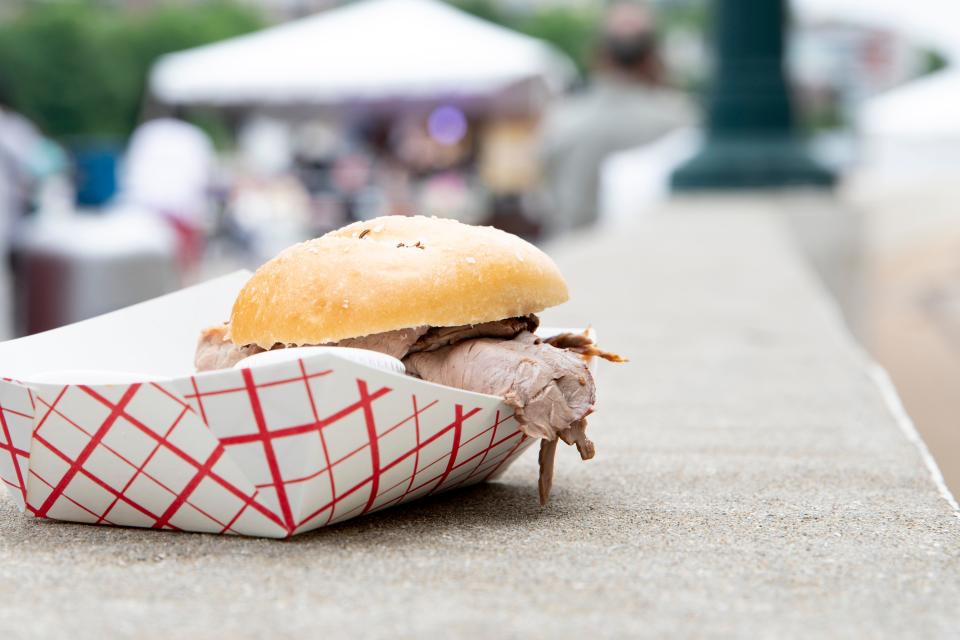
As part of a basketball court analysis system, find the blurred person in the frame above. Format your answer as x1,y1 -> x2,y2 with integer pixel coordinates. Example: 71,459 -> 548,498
540,1 -> 697,235
0,97 -> 55,245
229,116 -> 315,261
599,127 -> 700,226
238,115 -> 293,178
120,109 -> 217,273
292,120 -> 351,231
416,170 -> 484,224
479,117 -> 544,239
480,117 -> 541,196
373,158 -> 416,217
230,173 -> 311,264
0,97 -> 46,340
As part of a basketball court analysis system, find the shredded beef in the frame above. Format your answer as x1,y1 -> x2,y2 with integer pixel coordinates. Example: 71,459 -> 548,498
409,315 -> 538,354
194,316 -> 616,505
194,317 -> 534,372
538,438 -> 559,506
545,330 -> 627,362
195,325 -> 264,372
402,331 -> 597,504
403,331 -> 594,440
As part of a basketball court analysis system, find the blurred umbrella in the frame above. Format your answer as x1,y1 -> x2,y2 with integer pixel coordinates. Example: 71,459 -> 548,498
149,0 -> 575,107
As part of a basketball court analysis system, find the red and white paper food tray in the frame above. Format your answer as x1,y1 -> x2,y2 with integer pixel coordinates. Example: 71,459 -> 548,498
0,272 -> 579,538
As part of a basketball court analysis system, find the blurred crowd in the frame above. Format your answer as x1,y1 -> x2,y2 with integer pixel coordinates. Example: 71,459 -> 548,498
0,1 -> 697,336
0,0 -> 951,338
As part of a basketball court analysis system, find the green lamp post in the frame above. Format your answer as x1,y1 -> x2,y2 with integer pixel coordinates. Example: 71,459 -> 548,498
671,0 -> 834,190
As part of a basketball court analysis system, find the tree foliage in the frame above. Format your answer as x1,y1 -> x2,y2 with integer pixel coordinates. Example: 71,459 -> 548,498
450,0 -> 601,76
0,1 -> 264,139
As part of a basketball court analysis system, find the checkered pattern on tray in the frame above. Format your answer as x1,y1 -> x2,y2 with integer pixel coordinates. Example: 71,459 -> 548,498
0,356 -> 533,537
0,379 -> 33,511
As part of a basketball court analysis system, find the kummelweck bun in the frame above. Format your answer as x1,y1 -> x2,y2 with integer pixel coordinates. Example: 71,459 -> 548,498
228,215 -> 569,348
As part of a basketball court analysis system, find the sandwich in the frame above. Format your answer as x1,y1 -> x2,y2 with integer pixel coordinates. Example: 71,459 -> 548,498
195,215 -> 623,504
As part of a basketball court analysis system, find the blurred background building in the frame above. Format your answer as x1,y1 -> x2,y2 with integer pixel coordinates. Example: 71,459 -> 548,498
1,0 -> 959,493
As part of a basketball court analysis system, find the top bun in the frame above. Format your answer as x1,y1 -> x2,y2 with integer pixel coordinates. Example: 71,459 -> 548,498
229,215 -> 569,348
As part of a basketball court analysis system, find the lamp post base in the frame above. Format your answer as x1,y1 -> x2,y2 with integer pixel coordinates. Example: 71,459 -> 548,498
671,136 -> 835,191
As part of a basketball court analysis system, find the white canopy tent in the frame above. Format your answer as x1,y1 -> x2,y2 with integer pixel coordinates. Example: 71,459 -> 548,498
149,0 -> 576,107
860,68 -> 960,139
856,68 -> 960,173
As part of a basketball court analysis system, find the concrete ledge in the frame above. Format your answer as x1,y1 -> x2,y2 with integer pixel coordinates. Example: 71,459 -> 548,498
2,204 -> 958,638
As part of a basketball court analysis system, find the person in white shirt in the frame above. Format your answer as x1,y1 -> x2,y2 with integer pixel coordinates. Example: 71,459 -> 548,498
121,113 -> 216,271
0,105 -> 46,247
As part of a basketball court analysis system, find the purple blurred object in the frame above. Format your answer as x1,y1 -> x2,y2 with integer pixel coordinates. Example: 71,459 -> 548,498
428,105 -> 468,146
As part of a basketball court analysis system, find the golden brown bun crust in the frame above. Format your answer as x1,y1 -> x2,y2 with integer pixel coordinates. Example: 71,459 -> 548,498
229,215 -> 569,348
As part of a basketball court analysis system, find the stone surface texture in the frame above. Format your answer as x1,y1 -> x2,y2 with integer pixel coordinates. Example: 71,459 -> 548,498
1,206 -> 958,639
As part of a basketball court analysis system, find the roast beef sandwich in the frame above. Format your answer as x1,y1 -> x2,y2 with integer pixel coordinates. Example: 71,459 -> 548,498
195,215 -> 622,504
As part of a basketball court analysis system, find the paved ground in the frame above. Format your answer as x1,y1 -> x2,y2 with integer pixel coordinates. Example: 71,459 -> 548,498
843,171 -> 960,496
2,206 -> 959,638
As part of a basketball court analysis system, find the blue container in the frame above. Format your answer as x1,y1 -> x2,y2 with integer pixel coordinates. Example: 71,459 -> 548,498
72,142 -> 120,207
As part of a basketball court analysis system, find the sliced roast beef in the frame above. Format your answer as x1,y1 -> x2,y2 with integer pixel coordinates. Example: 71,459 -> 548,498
538,437 -> 559,507
195,325 -> 264,372
337,326 -> 428,360
194,325 -> 427,371
194,319 -> 610,505
402,331 -> 597,504
409,315 -> 538,354
403,331 -> 595,441
195,317 -> 535,372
